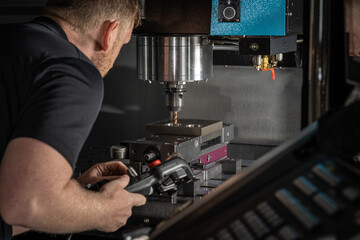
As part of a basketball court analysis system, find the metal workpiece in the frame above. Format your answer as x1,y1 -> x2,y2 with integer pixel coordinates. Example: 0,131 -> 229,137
137,35 -> 213,83
146,119 -> 223,136
110,145 -> 127,159
128,134 -> 200,164
128,121 -> 233,164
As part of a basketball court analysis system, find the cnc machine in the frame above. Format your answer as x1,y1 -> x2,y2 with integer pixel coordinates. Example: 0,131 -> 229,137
4,0 -> 358,240
104,0 -> 304,233
77,0 -> 359,239
123,0 -> 303,186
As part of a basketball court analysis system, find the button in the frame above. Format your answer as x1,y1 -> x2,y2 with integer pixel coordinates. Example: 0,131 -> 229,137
278,225 -> 299,240
148,159 -> 161,169
275,189 -> 320,230
256,202 -> 284,228
312,163 -> 342,187
229,220 -> 255,240
243,210 -> 270,238
216,228 -> 235,240
342,186 -> 360,202
293,176 -> 319,196
223,6 -> 236,20
313,192 -> 341,216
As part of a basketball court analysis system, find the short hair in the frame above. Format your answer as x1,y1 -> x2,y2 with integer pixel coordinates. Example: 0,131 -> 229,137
43,0 -> 141,34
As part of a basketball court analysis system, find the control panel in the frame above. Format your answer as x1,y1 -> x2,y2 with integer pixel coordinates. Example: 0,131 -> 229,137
210,158 -> 360,240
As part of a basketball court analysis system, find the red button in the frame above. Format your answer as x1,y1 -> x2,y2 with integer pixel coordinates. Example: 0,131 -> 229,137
148,159 -> 162,169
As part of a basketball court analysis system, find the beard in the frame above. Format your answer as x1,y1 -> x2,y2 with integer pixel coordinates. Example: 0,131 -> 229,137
92,51 -> 112,78
91,36 -> 121,78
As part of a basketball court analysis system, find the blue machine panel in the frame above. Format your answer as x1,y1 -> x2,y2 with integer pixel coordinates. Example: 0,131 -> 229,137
211,0 -> 286,36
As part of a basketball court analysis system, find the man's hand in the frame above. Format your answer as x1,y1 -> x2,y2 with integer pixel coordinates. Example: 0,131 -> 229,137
96,174 -> 146,232
76,161 -> 147,231
77,161 -> 129,188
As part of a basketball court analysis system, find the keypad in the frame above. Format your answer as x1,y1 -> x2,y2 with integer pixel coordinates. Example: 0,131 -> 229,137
210,158 -> 358,240
275,189 -> 320,230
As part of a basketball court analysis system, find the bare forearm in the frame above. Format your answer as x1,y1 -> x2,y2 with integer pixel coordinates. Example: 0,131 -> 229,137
0,138 -> 145,234
22,179 -> 108,233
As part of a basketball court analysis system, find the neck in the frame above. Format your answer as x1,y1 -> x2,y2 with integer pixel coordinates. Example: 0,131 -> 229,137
46,16 -> 100,62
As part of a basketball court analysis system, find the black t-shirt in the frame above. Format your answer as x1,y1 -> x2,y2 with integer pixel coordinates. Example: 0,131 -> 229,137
0,17 -> 104,239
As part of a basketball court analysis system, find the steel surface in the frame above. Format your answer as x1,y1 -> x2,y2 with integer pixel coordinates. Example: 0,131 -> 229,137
145,119 -> 223,136
137,35 -> 213,82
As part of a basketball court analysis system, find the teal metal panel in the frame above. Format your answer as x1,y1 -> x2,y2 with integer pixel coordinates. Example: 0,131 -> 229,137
211,0 -> 286,36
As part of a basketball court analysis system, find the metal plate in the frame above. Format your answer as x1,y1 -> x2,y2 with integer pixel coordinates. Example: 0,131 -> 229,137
211,0 -> 286,36
145,119 -> 223,136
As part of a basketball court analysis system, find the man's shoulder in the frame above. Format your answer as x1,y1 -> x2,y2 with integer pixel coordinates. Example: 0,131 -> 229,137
38,57 -> 103,87
1,18 -> 102,87
2,18 -> 93,67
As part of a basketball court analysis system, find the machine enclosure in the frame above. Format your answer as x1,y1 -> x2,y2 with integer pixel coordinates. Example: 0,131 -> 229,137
211,0 -> 286,36
136,0 -> 300,36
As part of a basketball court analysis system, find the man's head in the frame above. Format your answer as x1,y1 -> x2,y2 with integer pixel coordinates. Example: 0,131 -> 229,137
44,0 -> 141,77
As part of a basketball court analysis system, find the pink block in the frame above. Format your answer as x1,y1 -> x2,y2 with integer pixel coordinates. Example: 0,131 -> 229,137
199,145 -> 228,164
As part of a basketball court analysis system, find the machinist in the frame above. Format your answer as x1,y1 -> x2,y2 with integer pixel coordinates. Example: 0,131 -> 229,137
0,1 -> 146,239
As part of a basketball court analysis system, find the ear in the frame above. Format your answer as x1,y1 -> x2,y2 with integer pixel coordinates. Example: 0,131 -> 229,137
100,21 -> 119,51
